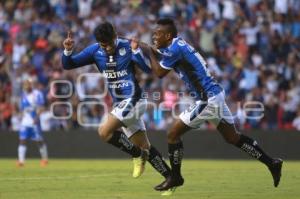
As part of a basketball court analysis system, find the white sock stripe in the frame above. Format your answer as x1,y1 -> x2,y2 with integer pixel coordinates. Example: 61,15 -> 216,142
18,145 -> 27,163
39,144 -> 48,160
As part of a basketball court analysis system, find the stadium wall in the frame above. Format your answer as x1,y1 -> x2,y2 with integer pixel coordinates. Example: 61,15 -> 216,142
1,130 -> 300,160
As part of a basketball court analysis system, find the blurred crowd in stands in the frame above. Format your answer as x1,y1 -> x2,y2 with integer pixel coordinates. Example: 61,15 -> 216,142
0,0 -> 300,132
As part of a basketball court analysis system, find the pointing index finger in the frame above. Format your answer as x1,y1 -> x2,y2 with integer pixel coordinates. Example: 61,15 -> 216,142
67,31 -> 72,39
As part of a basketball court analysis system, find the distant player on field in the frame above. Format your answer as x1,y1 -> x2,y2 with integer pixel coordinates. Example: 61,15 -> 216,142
17,79 -> 48,167
131,18 -> 283,192
62,22 -> 172,180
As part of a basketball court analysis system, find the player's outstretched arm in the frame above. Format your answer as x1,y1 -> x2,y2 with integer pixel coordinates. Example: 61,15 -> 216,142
62,31 -> 95,70
147,46 -> 170,78
130,39 -> 169,78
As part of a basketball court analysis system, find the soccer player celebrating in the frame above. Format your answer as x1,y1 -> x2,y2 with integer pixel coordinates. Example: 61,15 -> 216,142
131,18 -> 283,192
17,79 -> 48,167
62,22 -> 171,180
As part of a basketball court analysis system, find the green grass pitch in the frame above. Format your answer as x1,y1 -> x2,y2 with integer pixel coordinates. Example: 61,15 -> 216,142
0,159 -> 299,199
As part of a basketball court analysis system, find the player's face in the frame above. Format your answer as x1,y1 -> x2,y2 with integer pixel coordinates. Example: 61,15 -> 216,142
99,39 -> 116,55
153,25 -> 170,49
23,80 -> 33,92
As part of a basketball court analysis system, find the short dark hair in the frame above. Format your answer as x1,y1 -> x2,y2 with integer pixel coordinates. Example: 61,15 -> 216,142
94,22 -> 116,43
157,18 -> 178,38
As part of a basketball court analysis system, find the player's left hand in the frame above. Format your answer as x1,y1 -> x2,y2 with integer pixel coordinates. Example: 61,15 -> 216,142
130,37 -> 139,51
63,31 -> 75,51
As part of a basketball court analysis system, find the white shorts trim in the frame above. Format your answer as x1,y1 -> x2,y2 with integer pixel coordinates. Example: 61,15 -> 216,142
179,91 -> 234,128
111,98 -> 147,137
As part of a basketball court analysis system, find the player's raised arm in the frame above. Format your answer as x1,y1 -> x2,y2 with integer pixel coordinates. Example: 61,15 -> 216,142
130,39 -> 152,74
61,31 -> 95,70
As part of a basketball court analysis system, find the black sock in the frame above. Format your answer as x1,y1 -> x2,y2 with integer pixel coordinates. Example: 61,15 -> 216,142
107,131 -> 141,158
235,134 -> 273,167
168,141 -> 184,178
148,146 -> 171,178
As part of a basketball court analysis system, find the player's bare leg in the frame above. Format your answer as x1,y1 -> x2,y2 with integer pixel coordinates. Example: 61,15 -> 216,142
98,114 -> 148,176
129,130 -> 151,149
98,113 -> 124,142
17,139 -> 27,167
130,131 -> 172,179
154,119 -> 190,192
37,140 -> 48,167
217,119 -> 283,187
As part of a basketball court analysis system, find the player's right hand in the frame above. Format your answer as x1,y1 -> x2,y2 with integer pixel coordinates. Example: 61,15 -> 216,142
63,31 -> 74,51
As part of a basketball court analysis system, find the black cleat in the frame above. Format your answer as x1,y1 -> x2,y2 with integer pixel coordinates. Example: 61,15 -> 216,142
268,158 -> 283,187
154,175 -> 184,191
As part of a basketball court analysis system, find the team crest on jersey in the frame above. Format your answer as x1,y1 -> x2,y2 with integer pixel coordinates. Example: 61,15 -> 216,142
119,48 -> 126,56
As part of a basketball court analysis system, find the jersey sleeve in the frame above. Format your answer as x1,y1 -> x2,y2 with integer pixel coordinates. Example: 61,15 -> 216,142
62,44 -> 98,70
131,48 -> 152,74
158,47 -> 180,70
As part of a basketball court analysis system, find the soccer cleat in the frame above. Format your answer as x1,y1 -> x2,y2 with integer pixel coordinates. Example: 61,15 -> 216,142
154,175 -> 184,191
268,158 -> 283,187
40,160 -> 48,167
132,149 -> 149,178
161,187 -> 177,196
16,161 -> 24,168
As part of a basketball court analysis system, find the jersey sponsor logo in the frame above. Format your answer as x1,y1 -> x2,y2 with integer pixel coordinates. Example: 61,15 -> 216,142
103,70 -> 128,79
119,48 -> 126,56
97,50 -> 103,55
108,81 -> 130,89
106,62 -> 117,67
